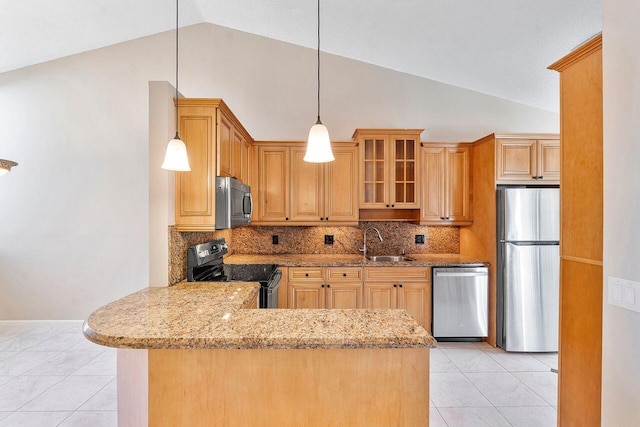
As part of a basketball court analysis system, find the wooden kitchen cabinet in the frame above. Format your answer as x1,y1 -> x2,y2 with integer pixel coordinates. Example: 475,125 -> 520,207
354,129 -> 423,210
252,142 -> 358,225
288,267 -> 363,309
363,267 -> 431,332
255,145 -> 290,222
420,144 -> 472,225
496,137 -> 560,183
174,98 -> 254,231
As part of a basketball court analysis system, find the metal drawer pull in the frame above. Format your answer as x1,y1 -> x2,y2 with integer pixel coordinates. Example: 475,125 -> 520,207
435,272 -> 487,277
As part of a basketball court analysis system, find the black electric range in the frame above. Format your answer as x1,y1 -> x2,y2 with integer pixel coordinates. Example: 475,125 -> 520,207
186,239 -> 281,308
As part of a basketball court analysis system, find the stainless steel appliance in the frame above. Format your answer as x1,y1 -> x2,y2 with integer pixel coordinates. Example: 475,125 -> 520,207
215,177 -> 252,229
497,186 -> 560,352
432,267 -> 489,339
186,239 -> 281,309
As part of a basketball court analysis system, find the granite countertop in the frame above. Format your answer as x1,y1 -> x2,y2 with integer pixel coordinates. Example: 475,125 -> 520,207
224,253 -> 487,267
83,281 -> 436,350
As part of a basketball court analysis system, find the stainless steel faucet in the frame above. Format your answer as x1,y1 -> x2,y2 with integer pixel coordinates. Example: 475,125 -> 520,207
360,227 -> 383,258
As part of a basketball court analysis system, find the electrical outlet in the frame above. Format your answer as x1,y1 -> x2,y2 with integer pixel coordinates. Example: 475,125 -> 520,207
324,235 -> 334,245
415,234 -> 425,244
608,276 -> 640,312
272,235 -> 279,245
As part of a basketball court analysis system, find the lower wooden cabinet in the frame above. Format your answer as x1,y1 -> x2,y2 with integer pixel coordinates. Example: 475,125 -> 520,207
364,267 -> 431,332
288,267 -> 363,309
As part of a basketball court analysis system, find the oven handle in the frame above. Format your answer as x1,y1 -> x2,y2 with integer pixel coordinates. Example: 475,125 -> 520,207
268,269 -> 283,292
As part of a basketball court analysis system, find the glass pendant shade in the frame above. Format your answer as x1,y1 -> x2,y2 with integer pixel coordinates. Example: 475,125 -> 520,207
304,122 -> 334,163
0,159 -> 18,176
161,135 -> 190,171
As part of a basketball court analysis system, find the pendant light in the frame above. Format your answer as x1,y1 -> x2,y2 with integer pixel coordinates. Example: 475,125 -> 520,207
161,0 -> 191,171
304,0 -> 334,163
0,158 -> 18,176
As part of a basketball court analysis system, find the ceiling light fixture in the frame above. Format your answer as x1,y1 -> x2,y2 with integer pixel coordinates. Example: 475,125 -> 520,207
0,158 -> 18,176
161,0 -> 191,171
304,0 -> 334,163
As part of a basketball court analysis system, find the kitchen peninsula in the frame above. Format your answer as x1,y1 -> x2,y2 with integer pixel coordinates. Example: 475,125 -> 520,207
84,280 -> 436,427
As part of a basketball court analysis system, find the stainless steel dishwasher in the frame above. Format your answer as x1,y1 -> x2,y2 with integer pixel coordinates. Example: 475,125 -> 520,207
432,267 -> 489,339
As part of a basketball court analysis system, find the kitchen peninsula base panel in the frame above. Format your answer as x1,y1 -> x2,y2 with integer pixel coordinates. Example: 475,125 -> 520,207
118,347 -> 430,427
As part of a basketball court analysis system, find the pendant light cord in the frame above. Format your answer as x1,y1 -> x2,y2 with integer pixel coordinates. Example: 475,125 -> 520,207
174,0 -> 180,138
316,0 -> 321,125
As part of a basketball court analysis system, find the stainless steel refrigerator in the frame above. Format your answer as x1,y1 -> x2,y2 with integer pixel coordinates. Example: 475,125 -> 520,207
497,187 -> 560,352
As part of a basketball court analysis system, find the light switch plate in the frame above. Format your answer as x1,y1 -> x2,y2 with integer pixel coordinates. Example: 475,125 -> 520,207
608,276 -> 640,313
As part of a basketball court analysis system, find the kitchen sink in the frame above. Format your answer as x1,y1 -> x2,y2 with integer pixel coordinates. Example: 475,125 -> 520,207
366,255 -> 415,262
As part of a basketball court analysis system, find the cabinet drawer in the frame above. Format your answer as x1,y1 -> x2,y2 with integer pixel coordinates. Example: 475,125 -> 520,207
326,268 -> 363,282
288,268 -> 324,282
364,267 -> 430,282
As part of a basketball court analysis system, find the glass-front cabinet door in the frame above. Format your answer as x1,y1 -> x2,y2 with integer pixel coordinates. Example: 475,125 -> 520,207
391,136 -> 419,208
361,135 -> 389,208
355,129 -> 423,209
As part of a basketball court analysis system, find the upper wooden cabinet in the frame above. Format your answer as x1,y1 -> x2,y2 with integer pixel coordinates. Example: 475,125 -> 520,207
496,136 -> 560,183
174,98 -> 253,231
252,142 -> 359,225
353,129 -> 423,209
420,144 -> 472,225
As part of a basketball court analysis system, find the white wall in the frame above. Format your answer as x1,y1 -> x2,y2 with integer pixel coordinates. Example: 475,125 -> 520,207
148,81 -> 176,287
602,0 -> 640,424
0,23 -> 558,320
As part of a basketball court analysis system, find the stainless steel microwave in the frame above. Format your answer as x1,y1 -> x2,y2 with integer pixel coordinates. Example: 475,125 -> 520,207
215,177 -> 252,229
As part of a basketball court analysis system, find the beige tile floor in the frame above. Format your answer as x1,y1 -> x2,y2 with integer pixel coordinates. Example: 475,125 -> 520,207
0,321 -> 558,426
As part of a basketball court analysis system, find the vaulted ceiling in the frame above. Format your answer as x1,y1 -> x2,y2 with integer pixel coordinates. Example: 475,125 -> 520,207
1,0 -> 601,112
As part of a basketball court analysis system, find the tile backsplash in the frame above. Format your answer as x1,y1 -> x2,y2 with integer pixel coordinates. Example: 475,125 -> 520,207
232,222 -> 459,255
168,222 -> 459,284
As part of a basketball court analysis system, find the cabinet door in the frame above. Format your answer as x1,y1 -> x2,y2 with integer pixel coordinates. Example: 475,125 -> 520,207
325,145 -> 358,222
290,147 -> 324,222
360,136 -> 389,208
256,146 -> 289,222
176,108 -> 214,223
240,140 -> 250,184
445,147 -> 471,222
496,139 -> 536,181
230,129 -> 244,179
420,146 -> 445,222
364,283 -> 397,309
397,282 -> 430,332
391,136 -> 419,208
277,267 -> 288,309
289,282 -> 325,309
326,282 -> 362,309
218,114 -> 233,177
537,140 -> 560,181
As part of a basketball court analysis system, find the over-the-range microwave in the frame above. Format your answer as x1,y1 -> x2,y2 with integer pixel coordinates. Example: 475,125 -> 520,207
215,176 -> 252,229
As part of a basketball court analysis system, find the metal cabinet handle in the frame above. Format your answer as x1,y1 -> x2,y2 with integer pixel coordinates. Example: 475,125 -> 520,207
538,176 -> 544,179
305,273 -> 309,277
321,284 -> 325,288
391,204 -> 395,208
285,217 -> 289,220
327,284 -> 330,288
386,204 -> 390,208
393,284 -> 397,288
399,284 -> 403,288
343,273 -> 347,277
325,217 -> 329,220
320,217 -> 324,220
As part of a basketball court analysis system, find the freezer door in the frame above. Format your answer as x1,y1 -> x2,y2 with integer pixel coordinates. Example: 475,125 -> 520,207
501,188 -> 559,242
433,268 -> 489,338
503,242 -> 559,352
